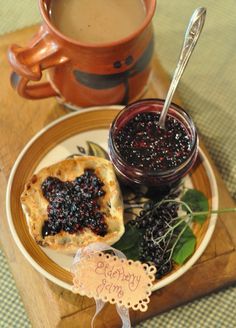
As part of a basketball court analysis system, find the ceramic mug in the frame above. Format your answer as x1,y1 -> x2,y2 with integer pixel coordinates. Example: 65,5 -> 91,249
8,0 -> 156,108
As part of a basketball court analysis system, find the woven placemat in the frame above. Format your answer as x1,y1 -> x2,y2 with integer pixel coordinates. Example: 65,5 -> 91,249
0,0 -> 40,35
153,0 -> 236,201
0,0 -> 235,327
138,284 -> 236,328
0,249 -> 31,328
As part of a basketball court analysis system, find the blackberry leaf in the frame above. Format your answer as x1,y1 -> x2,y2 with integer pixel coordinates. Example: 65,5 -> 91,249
181,189 -> 209,224
172,223 -> 196,264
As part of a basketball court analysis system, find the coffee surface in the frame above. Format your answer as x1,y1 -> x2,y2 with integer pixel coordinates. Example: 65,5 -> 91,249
49,0 -> 146,44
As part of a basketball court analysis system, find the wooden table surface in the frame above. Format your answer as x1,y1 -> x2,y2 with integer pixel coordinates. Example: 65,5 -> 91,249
1,26 -> 236,328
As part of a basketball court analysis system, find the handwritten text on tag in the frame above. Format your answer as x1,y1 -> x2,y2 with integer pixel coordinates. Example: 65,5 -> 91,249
72,252 -> 156,311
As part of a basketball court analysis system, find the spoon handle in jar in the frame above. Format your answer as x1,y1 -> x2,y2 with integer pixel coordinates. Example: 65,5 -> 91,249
159,7 -> 206,129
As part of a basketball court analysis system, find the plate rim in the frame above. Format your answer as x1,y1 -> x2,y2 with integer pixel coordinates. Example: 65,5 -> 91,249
152,148 -> 218,290
6,106 -> 219,291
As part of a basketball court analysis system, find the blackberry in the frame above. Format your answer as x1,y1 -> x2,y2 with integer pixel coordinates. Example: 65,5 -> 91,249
136,200 -> 179,279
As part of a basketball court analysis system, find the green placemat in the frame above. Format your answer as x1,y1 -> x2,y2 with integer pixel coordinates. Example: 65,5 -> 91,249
0,249 -> 31,328
0,0 -> 236,327
153,0 -> 236,201
138,285 -> 236,328
0,0 -> 40,35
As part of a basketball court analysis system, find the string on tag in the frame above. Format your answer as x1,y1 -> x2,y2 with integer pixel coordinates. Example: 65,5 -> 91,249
71,242 -> 131,328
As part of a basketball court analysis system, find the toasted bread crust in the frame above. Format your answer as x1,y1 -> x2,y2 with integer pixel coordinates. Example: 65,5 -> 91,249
21,156 -> 124,254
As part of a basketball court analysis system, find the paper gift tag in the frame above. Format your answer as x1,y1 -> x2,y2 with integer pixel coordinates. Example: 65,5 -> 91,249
71,250 -> 156,312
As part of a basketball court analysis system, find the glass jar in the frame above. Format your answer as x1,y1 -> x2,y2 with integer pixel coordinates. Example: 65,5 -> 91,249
108,98 -> 199,187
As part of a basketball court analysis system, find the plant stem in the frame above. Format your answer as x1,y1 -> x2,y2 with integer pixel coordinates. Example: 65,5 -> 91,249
192,207 -> 236,217
152,213 -> 191,245
158,199 -> 193,214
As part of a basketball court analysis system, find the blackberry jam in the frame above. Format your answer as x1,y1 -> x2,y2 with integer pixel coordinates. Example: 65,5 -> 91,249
41,170 -> 107,238
108,99 -> 198,187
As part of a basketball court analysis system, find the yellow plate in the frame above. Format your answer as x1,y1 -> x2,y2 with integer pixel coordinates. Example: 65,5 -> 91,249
6,106 -> 218,291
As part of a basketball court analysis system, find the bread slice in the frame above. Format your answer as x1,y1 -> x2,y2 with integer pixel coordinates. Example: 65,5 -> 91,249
21,156 -> 124,254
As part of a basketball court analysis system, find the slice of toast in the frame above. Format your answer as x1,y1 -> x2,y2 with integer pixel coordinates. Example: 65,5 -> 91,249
21,156 -> 124,254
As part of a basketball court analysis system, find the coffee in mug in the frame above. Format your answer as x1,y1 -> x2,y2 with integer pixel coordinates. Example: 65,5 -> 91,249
50,0 -> 146,44
8,0 -> 156,108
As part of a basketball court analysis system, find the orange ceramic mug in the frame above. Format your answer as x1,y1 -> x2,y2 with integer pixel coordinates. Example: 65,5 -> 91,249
8,0 -> 156,108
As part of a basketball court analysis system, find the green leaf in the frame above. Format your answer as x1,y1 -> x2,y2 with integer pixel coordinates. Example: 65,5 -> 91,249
113,224 -> 140,251
173,237 -> 196,264
123,247 -> 141,261
113,224 -> 141,260
172,224 -> 196,265
86,141 -> 109,160
181,189 -> 209,224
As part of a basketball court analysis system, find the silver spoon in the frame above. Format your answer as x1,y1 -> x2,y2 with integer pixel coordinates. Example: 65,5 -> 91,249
158,7 -> 207,129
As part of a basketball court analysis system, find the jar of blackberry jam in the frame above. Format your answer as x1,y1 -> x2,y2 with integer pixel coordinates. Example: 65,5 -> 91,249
108,99 -> 198,187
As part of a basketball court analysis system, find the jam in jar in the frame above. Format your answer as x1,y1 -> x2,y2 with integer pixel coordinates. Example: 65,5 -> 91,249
108,99 -> 198,187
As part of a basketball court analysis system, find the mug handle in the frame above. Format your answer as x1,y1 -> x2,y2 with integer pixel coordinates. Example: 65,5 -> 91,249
8,26 -> 69,99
